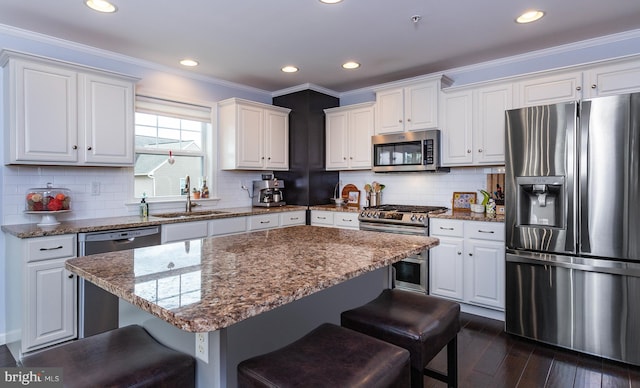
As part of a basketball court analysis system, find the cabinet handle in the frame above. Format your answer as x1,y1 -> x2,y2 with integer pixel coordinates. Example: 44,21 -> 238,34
349,156 -> 353,160
268,157 -> 271,160
87,146 -> 92,151
467,149 -> 472,154
576,86 -> 582,91
478,149 -> 483,153
478,230 -> 495,234
68,274 -> 74,279
260,220 -> 271,224
468,253 -> 473,256
342,218 -> 352,222
261,156 -> 265,160
398,119 -> 403,123
39,245 -> 63,251
290,217 -> 299,221
439,227 -> 455,231
317,216 -> 326,220
457,251 -> 462,255
407,118 -> 411,122
343,157 -> 347,160
72,145 -> 78,150
591,84 -> 597,89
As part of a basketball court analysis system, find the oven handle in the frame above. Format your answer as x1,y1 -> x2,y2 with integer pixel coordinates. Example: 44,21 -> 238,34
359,222 -> 427,236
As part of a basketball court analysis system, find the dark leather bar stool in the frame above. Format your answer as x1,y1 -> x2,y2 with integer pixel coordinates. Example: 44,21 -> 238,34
341,289 -> 461,388
237,323 -> 410,387
21,325 -> 195,388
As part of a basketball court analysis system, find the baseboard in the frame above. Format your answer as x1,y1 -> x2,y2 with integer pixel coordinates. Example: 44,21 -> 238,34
460,303 -> 505,322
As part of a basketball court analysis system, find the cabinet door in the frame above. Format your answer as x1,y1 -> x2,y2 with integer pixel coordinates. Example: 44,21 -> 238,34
326,111 -> 349,169
429,237 -> 464,300
209,217 -> 247,236
80,73 -> 134,165
464,239 -> 505,310
237,104 -> 265,168
405,82 -> 438,131
310,211 -> 334,226
280,211 -> 306,227
25,258 -> 77,351
12,59 -> 78,163
516,72 -> 583,107
584,60 -> 640,98
334,212 -> 359,229
249,213 -> 280,230
348,106 -> 374,169
264,109 -> 289,170
474,83 -> 512,164
440,90 -> 473,166
162,221 -> 209,244
375,88 -> 404,134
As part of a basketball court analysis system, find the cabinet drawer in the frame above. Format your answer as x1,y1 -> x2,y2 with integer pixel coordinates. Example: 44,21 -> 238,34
162,221 -> 209,244
464,221 -> 504,241
334,213 -> 359,229
249,214 -> 280,230
310,211 -> 334,226
209,217 -> 247,236
280,211 -> 306,226
27,235 -> 77,262
429,219 -> 463,237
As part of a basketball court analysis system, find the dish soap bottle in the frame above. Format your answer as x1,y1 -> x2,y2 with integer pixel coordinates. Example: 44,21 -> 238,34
201,177 -> 209,199
140,192 -> 149,218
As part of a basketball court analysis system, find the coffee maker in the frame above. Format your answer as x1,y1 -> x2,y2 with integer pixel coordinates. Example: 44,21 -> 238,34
252,174 -> 286,207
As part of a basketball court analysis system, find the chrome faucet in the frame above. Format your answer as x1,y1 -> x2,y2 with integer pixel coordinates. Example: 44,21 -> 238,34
185,175 -> 198,212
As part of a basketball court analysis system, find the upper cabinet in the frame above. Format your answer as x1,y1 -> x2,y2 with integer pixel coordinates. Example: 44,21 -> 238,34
374,76 -> 451,134
440,82 -> 513,166
219,98 -> 291,171
325,102 -> 375,170
515,57 -> 640,107
1,50 -> 137,166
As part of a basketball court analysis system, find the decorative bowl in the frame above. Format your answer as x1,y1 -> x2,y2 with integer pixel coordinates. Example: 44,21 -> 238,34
470,203 -> 485,213
330,197 -> 347,206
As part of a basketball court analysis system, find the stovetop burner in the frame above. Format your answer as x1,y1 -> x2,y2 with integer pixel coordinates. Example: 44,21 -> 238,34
358,204 -> 448,227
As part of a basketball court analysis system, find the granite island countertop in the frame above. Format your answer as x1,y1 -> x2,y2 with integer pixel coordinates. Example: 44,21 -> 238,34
2,205 -> 308,238
65,225 -> 439,333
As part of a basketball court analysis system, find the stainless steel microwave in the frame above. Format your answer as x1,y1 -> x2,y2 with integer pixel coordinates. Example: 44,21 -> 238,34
371,130 -> 449,172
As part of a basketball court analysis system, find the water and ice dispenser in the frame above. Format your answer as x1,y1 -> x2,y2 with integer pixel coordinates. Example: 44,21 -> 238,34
516,176 -> 565,228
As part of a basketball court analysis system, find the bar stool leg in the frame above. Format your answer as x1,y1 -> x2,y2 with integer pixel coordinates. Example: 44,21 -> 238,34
423,336 -> 458,388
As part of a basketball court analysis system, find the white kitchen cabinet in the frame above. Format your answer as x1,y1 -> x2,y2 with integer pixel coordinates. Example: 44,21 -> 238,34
375,77 -> 450,134
440,82 -> 512,166
1,50 -> 136,166
209,217 -> 247,236
5,234 -> 78,356
161,221 -> 209,244
325,103 -> 375,170
515,71 -> 583,107
429,218 -> 505,313
280,210 -> 306,227
219,98 -> 291,171
583,59 -> 640,98
248,213 -> 281,230
310,210 -> 359,230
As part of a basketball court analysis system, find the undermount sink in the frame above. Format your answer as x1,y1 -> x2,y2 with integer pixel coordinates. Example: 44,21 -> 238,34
152,210 -> 229,218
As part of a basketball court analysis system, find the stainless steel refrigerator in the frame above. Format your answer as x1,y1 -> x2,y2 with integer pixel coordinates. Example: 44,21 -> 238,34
505,92 -> 640,365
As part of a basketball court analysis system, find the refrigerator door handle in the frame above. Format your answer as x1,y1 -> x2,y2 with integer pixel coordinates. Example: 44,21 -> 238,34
506,251 -> 640,277
579,100 -> 591,253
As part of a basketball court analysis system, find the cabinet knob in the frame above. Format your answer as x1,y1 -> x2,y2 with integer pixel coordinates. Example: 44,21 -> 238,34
72,145 -> 78,150
398,119 -> 403,123
68,274 -> 74,279
87,146 -> 92,151
591,84 -> 597,89
349,156 -> 353,160
478,149 -> 483,153
467,149 -> 472,154
468,253 -> 473,256
268,157 -> 271,160
343,157 -> 347,160
261,156 -> 265,160
457,251 -> 462,255
576,86 -> 582,91
407,118 -> 411,122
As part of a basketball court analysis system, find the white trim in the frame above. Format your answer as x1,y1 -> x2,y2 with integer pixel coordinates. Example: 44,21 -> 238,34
0,23 -> 272,96
271,83 -> 340,98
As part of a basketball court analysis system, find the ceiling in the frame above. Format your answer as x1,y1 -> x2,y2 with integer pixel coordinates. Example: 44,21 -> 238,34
1,0 -> 640,93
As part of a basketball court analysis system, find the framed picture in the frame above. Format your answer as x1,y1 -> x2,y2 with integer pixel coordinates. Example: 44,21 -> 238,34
347,190 -> 360,207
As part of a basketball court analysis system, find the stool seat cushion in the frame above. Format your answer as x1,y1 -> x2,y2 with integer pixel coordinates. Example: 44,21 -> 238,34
341,289 -> 460,370
20,325 -> 195,388
238,323 -> 410,388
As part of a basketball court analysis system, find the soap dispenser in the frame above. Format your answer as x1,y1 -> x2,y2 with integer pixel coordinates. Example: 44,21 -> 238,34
140,193 -> 149,218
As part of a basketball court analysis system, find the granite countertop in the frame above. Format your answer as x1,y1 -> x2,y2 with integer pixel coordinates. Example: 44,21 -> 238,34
308,204 -> 361,213
65,225 -> 439,333
1,205 -> 308,238
429,210 -> 505,223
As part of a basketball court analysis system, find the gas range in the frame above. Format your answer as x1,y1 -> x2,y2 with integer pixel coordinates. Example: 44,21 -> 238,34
358,204 -> 448,229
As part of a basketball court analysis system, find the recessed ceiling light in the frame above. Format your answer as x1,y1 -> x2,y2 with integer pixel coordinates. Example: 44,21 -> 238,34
319,0 -> 343,4
85,0 -> 117,13
342,61 -> 360,70
281,66 -> 299,73
180,59 -> 199,67
516,10 -> 545,24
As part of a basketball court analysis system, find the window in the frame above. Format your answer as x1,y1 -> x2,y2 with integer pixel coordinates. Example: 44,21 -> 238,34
134,96 -> 212,199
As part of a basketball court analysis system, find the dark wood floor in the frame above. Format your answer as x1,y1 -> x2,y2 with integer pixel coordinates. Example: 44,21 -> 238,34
426,313 -> 640,388
2,313 -> 639,387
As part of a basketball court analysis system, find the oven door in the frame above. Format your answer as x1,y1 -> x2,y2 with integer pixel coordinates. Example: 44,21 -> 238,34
360,221 -> 429,294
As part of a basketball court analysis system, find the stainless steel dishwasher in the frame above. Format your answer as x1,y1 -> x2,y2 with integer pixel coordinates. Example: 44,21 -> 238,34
78,226 -> 161,338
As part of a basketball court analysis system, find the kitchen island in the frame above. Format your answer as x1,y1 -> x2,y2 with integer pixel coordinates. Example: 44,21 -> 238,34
66,225 -> 439,387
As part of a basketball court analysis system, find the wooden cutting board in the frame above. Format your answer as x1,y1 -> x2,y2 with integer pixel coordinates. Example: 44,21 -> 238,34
341,184 -> 358,198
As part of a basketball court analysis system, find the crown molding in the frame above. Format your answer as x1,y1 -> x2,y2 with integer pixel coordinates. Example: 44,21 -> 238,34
271,83 -> 340,98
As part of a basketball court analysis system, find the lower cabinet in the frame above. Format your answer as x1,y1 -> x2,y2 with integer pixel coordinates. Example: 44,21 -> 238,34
209,217 -> 247,236
310,210 -> 359,230
6,234 -> 78,355
161,221 -> 209,244
249,210 -> 306,231
429,219 -> 505,313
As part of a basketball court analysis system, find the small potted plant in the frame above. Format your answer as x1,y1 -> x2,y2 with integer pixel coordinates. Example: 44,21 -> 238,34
192,187 -> 201,199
